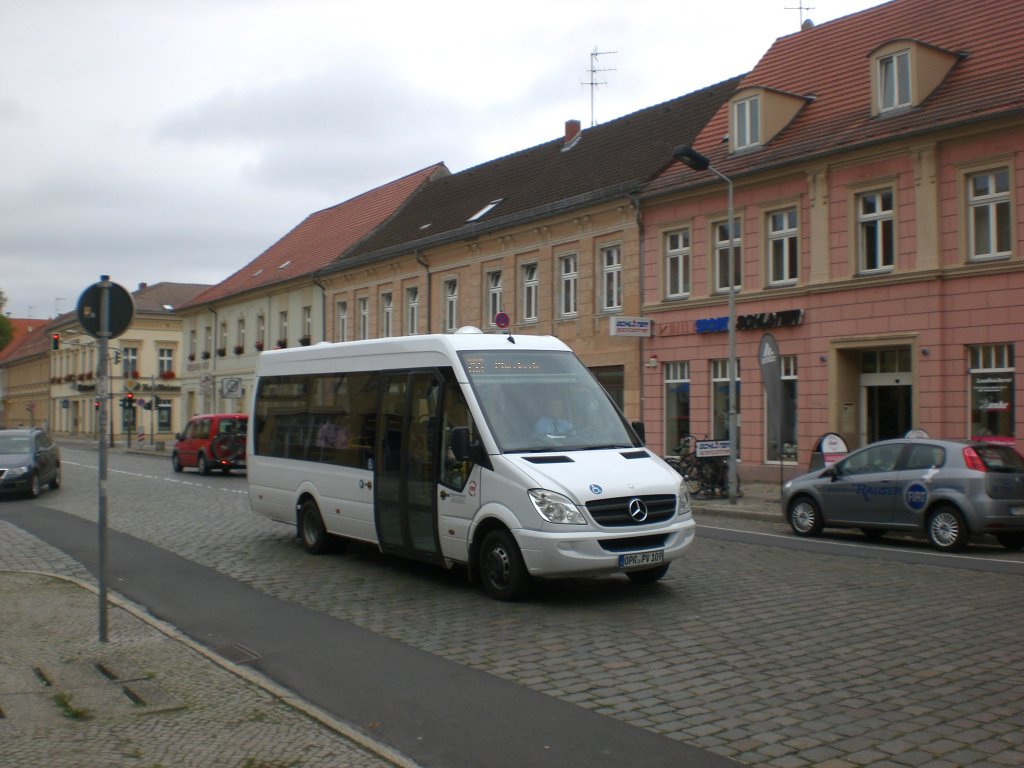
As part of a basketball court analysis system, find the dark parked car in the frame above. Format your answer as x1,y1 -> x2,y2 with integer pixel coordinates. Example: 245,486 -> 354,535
783,438 -> 1024,551
0,428 -> 62,498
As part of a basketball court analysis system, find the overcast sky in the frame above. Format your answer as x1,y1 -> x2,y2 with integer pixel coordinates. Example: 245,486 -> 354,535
1,0 -> 881,320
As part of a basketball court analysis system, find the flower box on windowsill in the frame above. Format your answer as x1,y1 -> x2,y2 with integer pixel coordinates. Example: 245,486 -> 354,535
201,351 -> 211,360
160,370 -> 176,380
299,336 -> 311,346
275,339 -> 287,349
233,345 -> 244,355
254,342 -> 265,352
188,353 -> 196,361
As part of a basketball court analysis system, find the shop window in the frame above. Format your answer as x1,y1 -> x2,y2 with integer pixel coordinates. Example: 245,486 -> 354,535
711,358 -> 741,450
765,356 -> 798,462
664,362 -> 691,452
969,344 -> 1015,441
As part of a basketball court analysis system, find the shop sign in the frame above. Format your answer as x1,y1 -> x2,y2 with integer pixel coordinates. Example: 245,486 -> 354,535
696,308 -> 804,334
609,317 -> 653,337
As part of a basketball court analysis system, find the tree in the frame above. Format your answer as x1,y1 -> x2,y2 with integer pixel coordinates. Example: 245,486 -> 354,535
0,289 -> 12,351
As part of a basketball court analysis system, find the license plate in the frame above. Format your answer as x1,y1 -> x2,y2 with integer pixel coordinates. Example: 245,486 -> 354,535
619,550 -> 664,569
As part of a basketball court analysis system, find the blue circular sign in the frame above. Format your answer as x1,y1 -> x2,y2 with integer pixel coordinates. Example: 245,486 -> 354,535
589,484 -> 603,495
905,482 -> 929,511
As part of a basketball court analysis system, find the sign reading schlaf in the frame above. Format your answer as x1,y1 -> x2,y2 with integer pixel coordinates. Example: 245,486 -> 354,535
696,309 -> 804,334
609,317 -> 653,337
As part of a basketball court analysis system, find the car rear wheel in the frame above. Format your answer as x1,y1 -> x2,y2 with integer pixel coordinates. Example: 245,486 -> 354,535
28,473 -> 41,499
995,533 -> 1024,551
927,506 -> 968,551
787,496 -> 823,537
479,528 -> 532,601
48,466 -> 61,490
197,453 -> 211,476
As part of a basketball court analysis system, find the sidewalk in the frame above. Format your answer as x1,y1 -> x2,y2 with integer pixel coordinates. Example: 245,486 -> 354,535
0,521 -> 411,768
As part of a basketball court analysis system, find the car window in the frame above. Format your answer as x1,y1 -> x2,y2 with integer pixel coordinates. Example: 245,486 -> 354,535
975,444 -> 1024,472
840,443 -> 904,476
903,444 -> 944,470
196,419 -> 211,439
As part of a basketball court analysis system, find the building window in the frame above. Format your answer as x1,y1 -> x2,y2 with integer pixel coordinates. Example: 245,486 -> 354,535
444,279 -> 458,332
336,302 -> 348,342
558,253 -> 578,317
256,314 -> 266,347
734,95 -> 760,149
590,366 -> 624,411
522,262 -> 538,322
358,298 -> 369,340
486,270 -> 503,326
188,330 -> 196,357
406,288 -> 418,335
219,321 -> 227,352
204,326 -> 212,356
157,401 -> 172,433
768,207 -> 799,285
968,168 -> 1011,261
302,306 -> 312,340
766,356 -> 798,462
665,230 -> 691,299
857,189 -> 894,273
714,217 -> 742,293
664,362 -> 691,452
969,344 -> 1015,441
380,292 -> 393,338
711,358 -> 741,450
158,348 -> 173,374
122,346 -> 138,378
237,318 -> 245,348
601,245 -> 622,312
878,50 -> 911,112
278,311 -> 288,345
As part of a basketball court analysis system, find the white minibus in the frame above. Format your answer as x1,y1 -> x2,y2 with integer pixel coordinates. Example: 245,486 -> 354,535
247,327 -> 695,599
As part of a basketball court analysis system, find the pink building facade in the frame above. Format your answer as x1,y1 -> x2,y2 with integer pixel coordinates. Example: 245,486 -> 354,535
636,0 -> 1023,482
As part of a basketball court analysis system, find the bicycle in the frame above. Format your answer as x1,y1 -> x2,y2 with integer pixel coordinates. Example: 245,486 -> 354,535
665,435 -> 743,498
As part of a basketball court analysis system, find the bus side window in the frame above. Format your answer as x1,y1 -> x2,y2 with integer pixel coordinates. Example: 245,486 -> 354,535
441,380 -> 476,490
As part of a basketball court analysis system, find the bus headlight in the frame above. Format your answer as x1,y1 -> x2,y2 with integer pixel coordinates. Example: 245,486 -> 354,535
677,480 -> 693,517
528,489 -> 587,525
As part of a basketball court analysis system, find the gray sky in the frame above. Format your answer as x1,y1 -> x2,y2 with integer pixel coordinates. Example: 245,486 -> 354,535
1,0 -> 881,320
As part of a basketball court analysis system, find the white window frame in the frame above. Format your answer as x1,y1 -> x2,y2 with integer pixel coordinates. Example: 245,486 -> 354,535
336,301 -> 348,342
600,245 -> 622,312
406,287 -> 419,335
444,278 -> 458,332
665,229 -> 691,299
734,95 -> 760,149
278,311 -> 288,345
768,207 -> 799,285
967,168 -> 1012,261
236,318 -> 245,349
522,262 -> 538,322
380,292 -> 393,338
486,270 -> 503,326
878,50 -> 911,112
358,298 -> 369,340
158,348 -> 174,374
302,306 -> 312,340
857,189 -> 895,273
256,315 -> 266,347
713,217 -> 742,293
558,253 -> 578,318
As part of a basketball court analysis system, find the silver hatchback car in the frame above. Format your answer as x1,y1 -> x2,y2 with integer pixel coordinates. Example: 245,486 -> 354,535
783,438 -> 1024,551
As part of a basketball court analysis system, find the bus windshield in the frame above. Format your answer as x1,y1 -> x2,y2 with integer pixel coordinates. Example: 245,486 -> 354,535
460,349 -> 639,453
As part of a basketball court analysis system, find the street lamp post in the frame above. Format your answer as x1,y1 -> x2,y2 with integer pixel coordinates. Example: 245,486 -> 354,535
674,145 -> 738,504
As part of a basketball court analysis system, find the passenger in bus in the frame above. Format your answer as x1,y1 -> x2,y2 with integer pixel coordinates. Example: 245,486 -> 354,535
316,413 -> 350,448
534,396 -> 573,436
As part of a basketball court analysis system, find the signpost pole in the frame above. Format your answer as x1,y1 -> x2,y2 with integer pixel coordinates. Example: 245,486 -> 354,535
97,277 -> 111,643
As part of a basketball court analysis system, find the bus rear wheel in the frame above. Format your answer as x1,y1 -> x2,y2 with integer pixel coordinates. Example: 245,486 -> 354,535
479,528 -> 532,601
299,499 -> 330,554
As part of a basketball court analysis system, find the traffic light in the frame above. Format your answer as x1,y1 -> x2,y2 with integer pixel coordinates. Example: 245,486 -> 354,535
140,399 -> 151,411
125,392 -> 134,407
94,400 -> 100,411
51,333 -> 60,350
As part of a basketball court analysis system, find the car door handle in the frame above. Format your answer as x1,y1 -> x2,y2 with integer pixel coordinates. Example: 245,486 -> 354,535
440,490 -> 449,500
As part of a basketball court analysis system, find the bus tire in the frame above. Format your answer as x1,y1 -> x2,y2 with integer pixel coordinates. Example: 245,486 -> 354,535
299,499 -> 330,554
479,528 -> 532,601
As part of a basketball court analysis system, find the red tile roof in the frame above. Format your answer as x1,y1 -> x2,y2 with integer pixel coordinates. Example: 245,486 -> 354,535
646,0 -> 1024,193
181,163 -> 447,308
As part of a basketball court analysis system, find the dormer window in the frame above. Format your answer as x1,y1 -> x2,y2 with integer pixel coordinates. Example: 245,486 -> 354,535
878,50 -> 911,112
733,95 -> 761,150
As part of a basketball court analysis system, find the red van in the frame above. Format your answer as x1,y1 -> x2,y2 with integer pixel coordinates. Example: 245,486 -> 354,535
172,414 -> 248,474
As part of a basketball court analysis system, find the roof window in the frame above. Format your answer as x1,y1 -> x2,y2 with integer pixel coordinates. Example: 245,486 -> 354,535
869,39 -> 962,117
467,198 -> 503,222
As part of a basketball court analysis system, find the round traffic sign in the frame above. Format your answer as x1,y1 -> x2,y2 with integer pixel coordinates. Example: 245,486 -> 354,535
77,279 -> 135,339
494,312 -> 510,329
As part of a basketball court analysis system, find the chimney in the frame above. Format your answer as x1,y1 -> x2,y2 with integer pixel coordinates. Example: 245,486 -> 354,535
564,119 -> 581,145
138,282 -> 148,291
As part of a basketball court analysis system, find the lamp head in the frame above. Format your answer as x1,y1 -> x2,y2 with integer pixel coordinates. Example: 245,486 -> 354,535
673,145 -> 710,171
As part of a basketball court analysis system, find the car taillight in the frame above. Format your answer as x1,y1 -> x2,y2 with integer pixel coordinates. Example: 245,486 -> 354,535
963,447 -> 987,472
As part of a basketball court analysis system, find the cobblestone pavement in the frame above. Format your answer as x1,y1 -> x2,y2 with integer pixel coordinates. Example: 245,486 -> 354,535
5,443 -> 1024,768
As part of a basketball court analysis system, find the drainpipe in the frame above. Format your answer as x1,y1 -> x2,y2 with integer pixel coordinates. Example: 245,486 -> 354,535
210,306 -> 218,414
416,250 -> 431,334
312,275 -> 327,341
630,193 -> 648,437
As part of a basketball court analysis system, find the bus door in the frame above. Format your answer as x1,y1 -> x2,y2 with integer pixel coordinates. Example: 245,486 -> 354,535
375,370 -> 443,562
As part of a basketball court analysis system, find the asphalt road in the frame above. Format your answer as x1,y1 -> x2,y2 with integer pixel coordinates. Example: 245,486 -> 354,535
5,445 -> 1024,768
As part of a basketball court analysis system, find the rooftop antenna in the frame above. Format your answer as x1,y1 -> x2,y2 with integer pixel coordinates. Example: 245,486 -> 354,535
582,47 -> 616,127
785,1 -> 815,27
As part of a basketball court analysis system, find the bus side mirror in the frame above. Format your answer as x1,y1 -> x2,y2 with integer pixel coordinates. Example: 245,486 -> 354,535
450,427 -> 473,462
631,421 -> 646,445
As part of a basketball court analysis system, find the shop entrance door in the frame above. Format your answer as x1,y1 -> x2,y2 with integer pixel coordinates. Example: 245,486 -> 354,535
863,382 -> 912,443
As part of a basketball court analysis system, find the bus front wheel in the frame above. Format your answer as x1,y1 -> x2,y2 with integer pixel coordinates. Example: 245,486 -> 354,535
479,528 -> 532,601
299,499 -> 330,554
